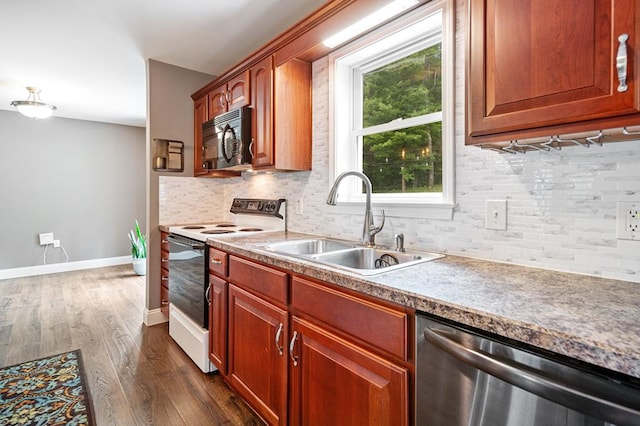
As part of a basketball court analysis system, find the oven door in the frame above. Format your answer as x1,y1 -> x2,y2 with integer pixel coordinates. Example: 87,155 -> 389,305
167,234 -> 208,329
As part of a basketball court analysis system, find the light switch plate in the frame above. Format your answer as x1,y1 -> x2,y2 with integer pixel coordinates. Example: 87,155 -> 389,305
486,200 -> 507,230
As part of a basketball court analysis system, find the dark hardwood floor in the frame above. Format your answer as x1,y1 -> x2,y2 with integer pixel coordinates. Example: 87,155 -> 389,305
0,265 -> 264,425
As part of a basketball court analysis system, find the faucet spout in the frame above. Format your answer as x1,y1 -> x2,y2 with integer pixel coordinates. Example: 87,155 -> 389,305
326,171 -> 384,247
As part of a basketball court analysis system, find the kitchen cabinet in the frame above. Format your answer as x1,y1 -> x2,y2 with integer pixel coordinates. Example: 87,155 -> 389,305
250,56 -> 312,171
227,255 -> 289,425
160,231 -> 170,315
193,95 -> 209,176
218,251 -> 411,425
466,0 -> 640,144
208,248 -> 229,374
208,71 -> 250,119
289,276 -> 410,426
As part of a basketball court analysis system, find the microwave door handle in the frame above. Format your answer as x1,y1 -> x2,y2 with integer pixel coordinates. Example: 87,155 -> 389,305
423,327 -> 640,424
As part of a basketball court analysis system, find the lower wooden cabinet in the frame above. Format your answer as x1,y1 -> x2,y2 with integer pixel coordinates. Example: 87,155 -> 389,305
289,317 -> 409,426
228,284 -> 288,426
160,231 -> 170,315
212,251 -> 412,425
208,274 -> 228,374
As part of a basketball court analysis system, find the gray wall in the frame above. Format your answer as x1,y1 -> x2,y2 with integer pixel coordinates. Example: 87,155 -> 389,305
146,59 -> 214,312
0,110 -> 145,269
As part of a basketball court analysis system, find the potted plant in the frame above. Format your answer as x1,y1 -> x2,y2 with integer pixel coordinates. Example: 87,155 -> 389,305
129,220 -> 147,276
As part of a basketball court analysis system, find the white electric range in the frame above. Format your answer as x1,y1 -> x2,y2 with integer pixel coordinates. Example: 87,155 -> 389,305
166,198 -> 286,373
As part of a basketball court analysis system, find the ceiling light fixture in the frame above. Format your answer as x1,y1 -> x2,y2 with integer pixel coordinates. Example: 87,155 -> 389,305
323,0 -> 419,48
10,87 -> 57,119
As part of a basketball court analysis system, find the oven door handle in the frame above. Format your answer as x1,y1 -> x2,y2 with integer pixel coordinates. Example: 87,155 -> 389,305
166,234 -> 205,250
424,326 -> 640,424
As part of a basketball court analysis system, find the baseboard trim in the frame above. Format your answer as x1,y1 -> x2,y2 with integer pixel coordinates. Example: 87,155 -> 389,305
0,256 -> 132,280
144,308 -> 169,326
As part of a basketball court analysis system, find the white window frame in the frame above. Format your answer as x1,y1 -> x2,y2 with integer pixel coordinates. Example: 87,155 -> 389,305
328,0 -> 455,220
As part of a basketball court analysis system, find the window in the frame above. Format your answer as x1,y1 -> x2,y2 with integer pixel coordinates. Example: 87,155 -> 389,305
329,0 -> 454,219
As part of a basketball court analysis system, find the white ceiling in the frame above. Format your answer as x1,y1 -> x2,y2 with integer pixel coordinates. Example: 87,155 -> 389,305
0,0 -> 328,127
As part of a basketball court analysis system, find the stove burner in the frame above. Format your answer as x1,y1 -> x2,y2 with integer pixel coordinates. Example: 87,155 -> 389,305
215,223 -> 237,227
239,227 -> 263,232
201,230 -> 235,235
182,225 -> 206,230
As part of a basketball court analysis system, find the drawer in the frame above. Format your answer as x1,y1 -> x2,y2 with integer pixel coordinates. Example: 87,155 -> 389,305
291,276 -> 408,361
160,232 -> 170,252
209,248 -> 228,277
160,284 -> 169,315
228,256 -> 288,305
160,249 -> 169,267
160,268 -> 169,287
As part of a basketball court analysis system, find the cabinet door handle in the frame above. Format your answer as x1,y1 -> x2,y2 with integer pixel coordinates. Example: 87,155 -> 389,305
161,239 -> 169,244
249,138 -> 255,158
210,258 -> 223,265
226,90 -> 232,104
289,331 -> 299,366
275,323 -> 284,356
161,258 -> 169,263
161,276 -> 168,281
205,283 -> 211,305
616,33 -> 629,92
161,299 -> 169,306
219,92 -> 226,107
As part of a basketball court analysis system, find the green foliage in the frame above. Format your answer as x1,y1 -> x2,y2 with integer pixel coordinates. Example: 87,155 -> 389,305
129,220 -> 147,259
361,44 -> 443,193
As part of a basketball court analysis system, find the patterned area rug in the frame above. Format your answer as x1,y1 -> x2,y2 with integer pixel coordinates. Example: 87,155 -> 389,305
0,349 -> 95,425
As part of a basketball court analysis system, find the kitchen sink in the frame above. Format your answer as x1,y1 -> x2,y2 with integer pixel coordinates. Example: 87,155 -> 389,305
310,247 -> 443,275
262,238 -> 355,256
262,238 -> 443,275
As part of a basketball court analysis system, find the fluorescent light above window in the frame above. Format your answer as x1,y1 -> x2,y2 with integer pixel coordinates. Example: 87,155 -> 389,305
323,0 -> 419,48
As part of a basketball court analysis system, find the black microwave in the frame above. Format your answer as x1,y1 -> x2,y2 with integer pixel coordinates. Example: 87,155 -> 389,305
201,105 -> 252,171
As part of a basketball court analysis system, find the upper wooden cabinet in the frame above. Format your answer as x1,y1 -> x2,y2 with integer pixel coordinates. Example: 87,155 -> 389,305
208,71 -> 250,118
193,95 -> 209,176
251,56 -> 312,171
467,0 -> 640,144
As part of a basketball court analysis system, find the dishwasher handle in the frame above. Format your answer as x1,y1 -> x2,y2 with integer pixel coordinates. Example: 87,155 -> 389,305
424,326 -> 640,425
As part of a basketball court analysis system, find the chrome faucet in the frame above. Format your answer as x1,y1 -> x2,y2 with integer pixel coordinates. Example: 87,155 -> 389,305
326,171 -> 385,247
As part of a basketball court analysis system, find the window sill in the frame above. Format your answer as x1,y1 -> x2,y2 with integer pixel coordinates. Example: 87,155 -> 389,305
328,201 -> 455,220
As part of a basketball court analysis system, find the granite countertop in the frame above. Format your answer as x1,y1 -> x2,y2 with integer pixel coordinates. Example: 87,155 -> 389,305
201,230 -> 640,380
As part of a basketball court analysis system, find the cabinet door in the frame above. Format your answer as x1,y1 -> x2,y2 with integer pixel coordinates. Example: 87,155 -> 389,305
208,85 -> 227,119
274,59 -> 312,170
208,275 -> 227,374
289,317 -> 409,426
193,95 -> 208,176
467,0 -> 639,141
227,70 -> 250,111
228,284 -> 288,425
251,56 -> 275,168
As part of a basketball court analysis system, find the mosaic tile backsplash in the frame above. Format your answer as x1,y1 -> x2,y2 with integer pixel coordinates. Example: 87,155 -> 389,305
160,0 -> 640,283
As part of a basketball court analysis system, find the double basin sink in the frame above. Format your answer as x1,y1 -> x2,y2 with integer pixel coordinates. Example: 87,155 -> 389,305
261,238 -> 443,275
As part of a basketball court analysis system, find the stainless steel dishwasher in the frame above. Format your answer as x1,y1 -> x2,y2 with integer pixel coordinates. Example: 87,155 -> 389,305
416,314 -> 640,426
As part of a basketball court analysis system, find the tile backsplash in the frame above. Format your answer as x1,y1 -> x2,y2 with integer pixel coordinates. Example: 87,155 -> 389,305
160,0 -> 640,283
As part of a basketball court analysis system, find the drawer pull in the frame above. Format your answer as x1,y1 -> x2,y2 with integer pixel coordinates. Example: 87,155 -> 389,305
161,239 -> 169,244
210,258 -> 223,265
275,323 -> 284,356
289,331 -> 299,367
161,258 -> 169,263
161,299 -> 169,306
616,33 -> 629,92
161,276 -> 168,281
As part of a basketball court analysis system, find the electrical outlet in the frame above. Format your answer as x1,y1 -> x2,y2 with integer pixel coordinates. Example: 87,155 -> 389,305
486,200 -> 507,230
616,202 -> 640,240
53,240 -> 61,248
39,232 -> 54,245
295,199 -> 304,215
